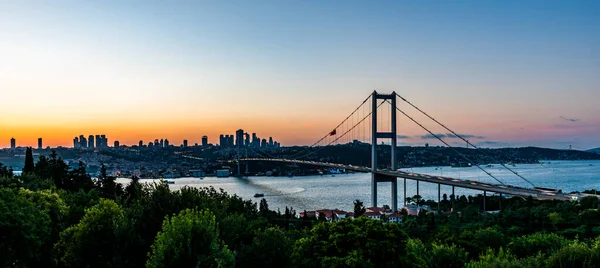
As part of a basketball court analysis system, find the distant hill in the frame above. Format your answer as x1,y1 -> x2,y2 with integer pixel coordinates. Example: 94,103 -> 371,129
588,148 -> 600,155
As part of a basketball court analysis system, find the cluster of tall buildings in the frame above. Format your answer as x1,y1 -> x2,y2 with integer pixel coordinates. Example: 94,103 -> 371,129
74,135 -> 109,149
219,129 -> 280,149
7,137 -> 44,150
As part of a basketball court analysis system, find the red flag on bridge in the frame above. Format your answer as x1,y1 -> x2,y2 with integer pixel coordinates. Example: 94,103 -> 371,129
329,129 -> 337,136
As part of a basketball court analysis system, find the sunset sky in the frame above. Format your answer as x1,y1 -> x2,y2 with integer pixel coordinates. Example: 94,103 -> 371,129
1,1 -> 599,149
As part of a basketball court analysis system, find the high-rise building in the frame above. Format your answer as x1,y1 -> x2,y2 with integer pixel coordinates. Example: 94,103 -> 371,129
183,140 -> 188,147
165,139 -> 170,147
38,138 -> 43,150
235,129 -> 244,147
202,136 -> 208,148
88,135 -> 95,149
219,135 -> 225,147
114,141 -> 120,148
251,133 -> 258,148
244,133 -> 250,147
139,140 -> 143,147
268,137 -> 274,147
104,135 -> 108,148
79,135 -> 87,149
148,142 -> 154,148
228,135 -> 234,147
261,138 -> 267,148
74,137 -> 79,148
10,138 -> 16,149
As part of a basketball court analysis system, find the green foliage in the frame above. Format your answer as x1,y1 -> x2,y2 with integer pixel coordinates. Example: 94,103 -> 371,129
579,196 -> 598,209
54,199 -> 125,268
508,232 -> 569,258
429,243 -> 468,268
474,227 -> 507,250
405,238 -> 429,268
292,217 -> 408,268
546,240 -> 596,268
0,188 -> 52,267
466,248 -> 546,268
146,208 -> 235,268
239,227 -> 294,268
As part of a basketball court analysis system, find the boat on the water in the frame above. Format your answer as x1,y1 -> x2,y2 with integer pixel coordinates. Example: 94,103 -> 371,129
254,193 -> 264,198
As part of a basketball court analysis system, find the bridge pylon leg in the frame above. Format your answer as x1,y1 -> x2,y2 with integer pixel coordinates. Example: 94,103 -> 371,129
403,178 -> 407,207
452,186 -> 455,211
392,178 -> 397,212
371,174 -> 377,208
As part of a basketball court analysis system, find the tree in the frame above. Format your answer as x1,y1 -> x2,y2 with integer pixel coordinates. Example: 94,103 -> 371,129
123,176 -> 142,204
146,209 -> 235,268
54,199 -> 124,268
508,232 -> 568,258
239,227 -> 293,268
23,147 -> 35,173
0,188 -> 52,267
292,217 -> 408,268
259,198 -> 269,216
353,199 -> 366,217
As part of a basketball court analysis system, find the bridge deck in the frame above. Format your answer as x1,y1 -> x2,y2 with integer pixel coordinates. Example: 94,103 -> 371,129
241,158 -> 574,201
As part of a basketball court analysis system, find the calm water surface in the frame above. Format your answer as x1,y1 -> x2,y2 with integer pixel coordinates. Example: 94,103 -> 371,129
117,160 -> 600,212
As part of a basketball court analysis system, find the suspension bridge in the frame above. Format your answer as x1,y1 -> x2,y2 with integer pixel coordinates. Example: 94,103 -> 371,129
240,91 -> 580,211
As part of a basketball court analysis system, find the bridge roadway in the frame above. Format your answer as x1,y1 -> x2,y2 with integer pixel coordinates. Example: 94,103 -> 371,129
241,158 -> 576,201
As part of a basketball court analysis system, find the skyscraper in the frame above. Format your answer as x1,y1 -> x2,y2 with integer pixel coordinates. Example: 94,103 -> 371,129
235,129 -> 244,147
165,139 -> 170,147
245,133 -> 250,147
183,140 -> 188,147
202,136 -> 208,148
139,140 -> 143,147
219,135 -> 225,147
74,137 -> 79,148
154,139 -> 159,148
79,135 -> 87,149
252,133 -> 258,148
10,138 -> 16,149
261,138 -> 267,148
160,139 -> 164,148
101,135 -> 107,148
38,138 -> 42,150
268,137 -> 274,147
96,135 -> 101,148
88,135 -> 95,149
114,141 -> 120,148
228,135 -> 234,147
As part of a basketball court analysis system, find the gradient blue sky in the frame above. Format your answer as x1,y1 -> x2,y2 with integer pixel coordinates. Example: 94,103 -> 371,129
1,1 -> 599,149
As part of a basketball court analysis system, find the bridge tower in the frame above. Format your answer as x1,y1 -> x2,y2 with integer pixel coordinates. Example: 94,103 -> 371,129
371,91 -> 399,211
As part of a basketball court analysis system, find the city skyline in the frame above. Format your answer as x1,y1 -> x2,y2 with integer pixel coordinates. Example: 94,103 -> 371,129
1,1 -> 599,149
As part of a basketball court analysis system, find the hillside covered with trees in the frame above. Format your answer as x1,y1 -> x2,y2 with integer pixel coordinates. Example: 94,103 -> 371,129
2,149 -> 600,267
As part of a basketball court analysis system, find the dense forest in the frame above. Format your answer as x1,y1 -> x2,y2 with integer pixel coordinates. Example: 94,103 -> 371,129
2,148 -> 600,267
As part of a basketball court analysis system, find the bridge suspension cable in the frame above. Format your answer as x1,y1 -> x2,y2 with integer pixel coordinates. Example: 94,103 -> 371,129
394,93 -> 536,187
288,94 -> 373,159
387,100 -> 507,186
291,99 -> 386,160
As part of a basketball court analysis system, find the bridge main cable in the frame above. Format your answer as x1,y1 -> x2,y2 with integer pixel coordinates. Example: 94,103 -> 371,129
388,100 -> 507,186
395,93 -> 536,187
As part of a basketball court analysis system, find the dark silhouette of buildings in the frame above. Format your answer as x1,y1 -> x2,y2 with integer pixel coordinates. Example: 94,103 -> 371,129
10,138 -> 15,149
38,138 -> 42,150
202,136 -> 208,148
